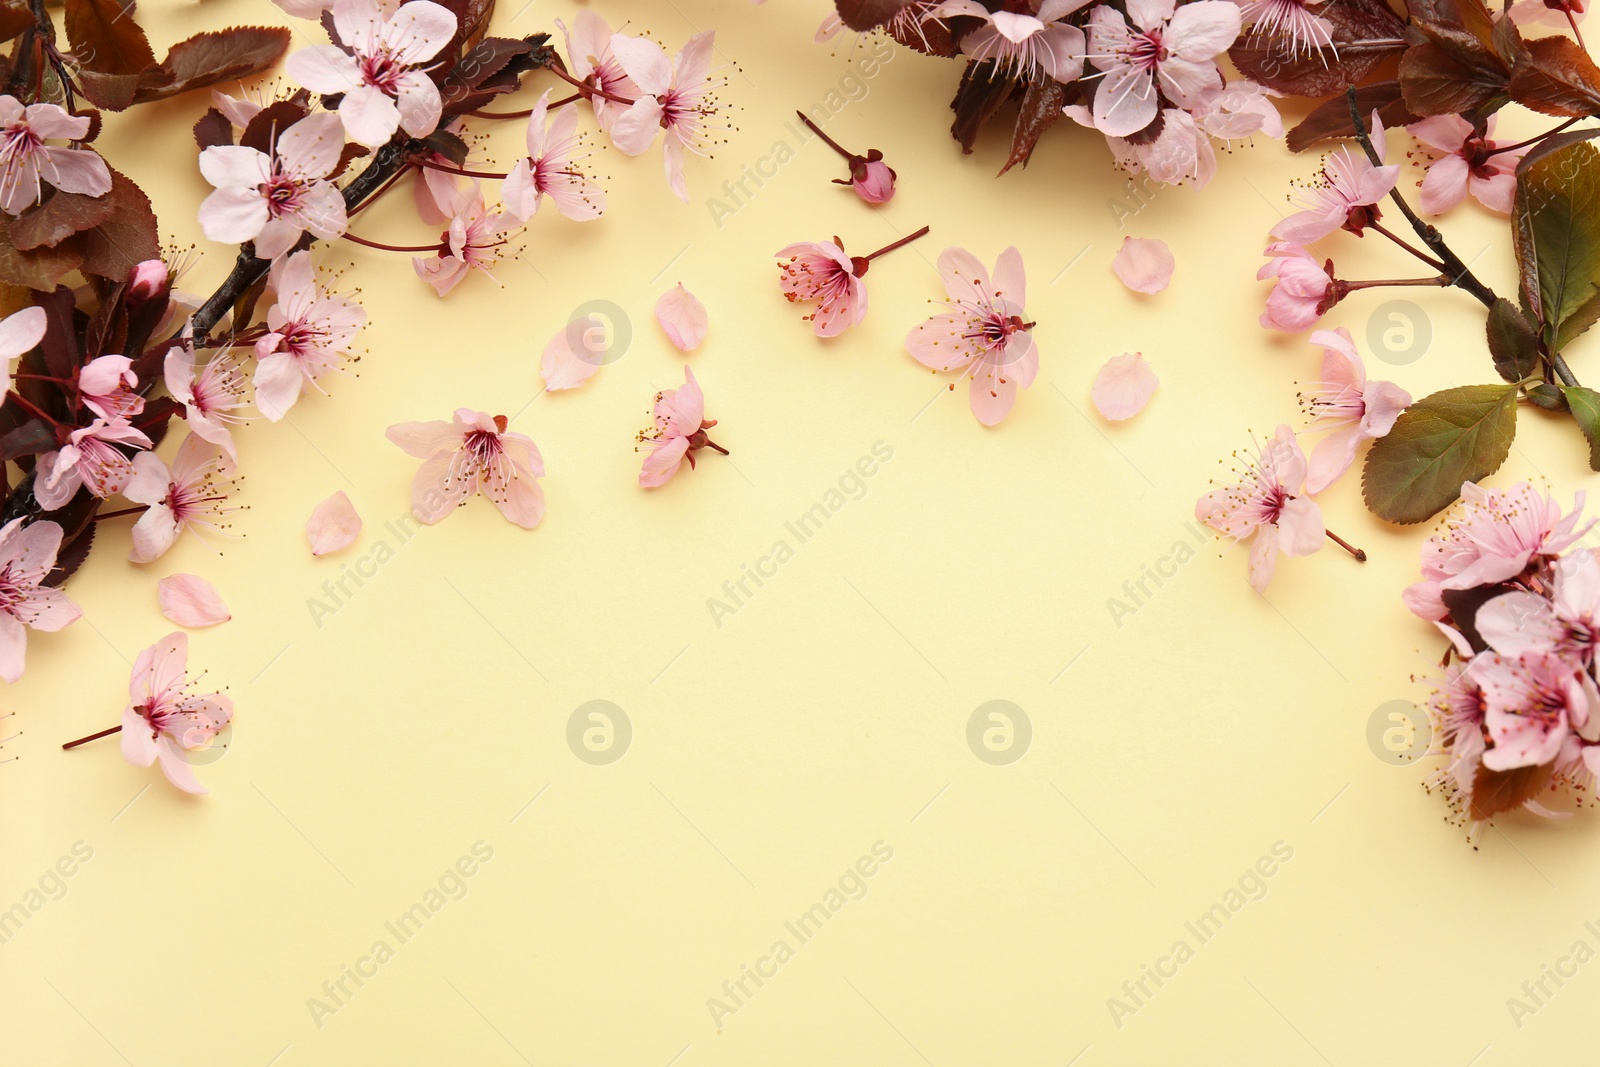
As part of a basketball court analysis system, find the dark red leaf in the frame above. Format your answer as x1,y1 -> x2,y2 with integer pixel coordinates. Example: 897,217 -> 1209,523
888,10 -> 960,55
42,519 -> 94,589
63,0 -> 155,75
1471,760 -> 1554,820
327,141 -> 370,180
1000,78 -> 1064,176
193,107 -> 233,149
240,99 -> 311,155
69,167 -> 159,281
1286,81 -> 1421,151
950,60 -> 1018,154
131,26 -> 291,104
0,227 -> 83,290
0,419 -> 57,463
438,35 -> 530,109
9,186 -> 117,251
835,0 -> 913,31
74,69 -> 144,111
1509,35 -> 1600,116
30,286 -> 79,381
0,0 -> 32,43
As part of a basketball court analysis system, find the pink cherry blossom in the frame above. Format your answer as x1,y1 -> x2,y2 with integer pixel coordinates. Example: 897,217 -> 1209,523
210,89 -> 264,129
656,283 -> 708,352
1234,0 -> 1334,58
904,246 -> 1039,427
1409,114 -> 1526,215
777,239 -> 868,337
166,340 -> 249,462
386,409 -> 545,527
1195,424 -> 1324,592
412,186 -> 519,297
1403,482 -> 1590,624
1258,242 -> 1334,332
0,518 -> 80,683
35,418 -> 151,510
157,574 -> 231,628
120,632 -> 232,794
1111,236 -> 1174,294
637,367 -> 726,488
1091,352 -> 1159,420
306,490 -> 362,555
0,95 -> 111,216
1477,552 -> 1600,667
933,0 -> 1088,82
0,305 -> 44,375
78,355 -> 144,421
1085,0 -> 1242,137
198,112 -> 348,260
1298,327 -> 1412,494
1065,103 -> 1218,187
1194,80 -> 1284,140
1469,651 -> 1598,772
503,91 -> 606,223
556,12 -> 642,133
1270,113 -> 1399,243
609,31 -> 723,202
254,250 -> 365,421
286,0 -> 456,147
124,433 -> 242,564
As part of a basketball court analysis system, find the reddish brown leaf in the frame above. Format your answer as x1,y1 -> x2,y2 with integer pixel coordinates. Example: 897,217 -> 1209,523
1286,81 -> 1421,151
836,0 -> 913,31
0,0 -> 33,44
64,0 -> 155,76
131,26 -> 291,104
1399,38 -> 1510,115
239,99 -> 310,155
69,167 -> 159,281
1470,760 -> 1554,821
0,224 -> 83,289
74,69 -> 144,111
1000,78 -> 1064,176
950,60 -> 1018,154
888,10 -> 959,56
193,107 -> 233,149
0,419 -> 57,463
1509,35 -> 1600,116
9,187 -> 116,251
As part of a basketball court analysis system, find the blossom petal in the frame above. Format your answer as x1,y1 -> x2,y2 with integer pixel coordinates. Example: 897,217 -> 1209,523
1110,237 -> 1174,294
541,318 -> 605,390
1091,352 -> 1159,420
157,574 -> 231,627
306,491 -> 362,556
655,283 -> 709,352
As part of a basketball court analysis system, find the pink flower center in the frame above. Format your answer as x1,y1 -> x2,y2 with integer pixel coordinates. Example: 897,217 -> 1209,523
260,168 -> 305,218
0,561 -> 39,622
360,52 -> 407,95
1123,31 -> 1167,71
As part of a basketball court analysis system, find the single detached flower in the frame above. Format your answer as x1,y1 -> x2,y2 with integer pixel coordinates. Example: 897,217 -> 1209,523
556,11 -> 643,132
198,112 -> 348,260
120,632 -> 233,794
503,91 -> 606,223
637,367 -> 726,488
0,305 -> 45,375
1409,114 -> 1527,216
1195,424 -> 1324,593
1258,242 -> 1335,332
1111,236 -> 1174,294
35,418 -> 152,510
386,409 -> 545,528
166,340 -> 249,462
124,433 -> 242,564
1270,112 -> 1399,244
656,283 -> 708,352
934,0 -> 1088,82
286,0 -> 457,147
904,246 -> 1038,426
793,111 -> 896,204
1091,352 -> 1159,420
1298,327 -> 1411,494
254,250 -> 365,421
412,186 -> 519,297
778,227 -> 929,338
1085,0 -> 1242,137
78,355 -> 144,422
1469,650 -> 1598,772
157,574 -> 231,628
610,31 -> 722,202
0,95 -> 111,216
0,518 -> 80,683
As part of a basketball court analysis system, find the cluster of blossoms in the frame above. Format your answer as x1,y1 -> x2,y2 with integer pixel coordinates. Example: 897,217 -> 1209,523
1405,483 -> 1600,839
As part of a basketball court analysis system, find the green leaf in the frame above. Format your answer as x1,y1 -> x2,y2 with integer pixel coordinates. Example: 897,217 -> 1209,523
1513,138 -> 1600,352
1362,384 -> 1518,524
1486,297 -> 1541,382
1562,385 -> 1600,470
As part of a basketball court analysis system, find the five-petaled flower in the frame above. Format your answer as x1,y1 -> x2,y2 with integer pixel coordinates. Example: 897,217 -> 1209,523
254,250 -> 366,421
1195,424 -> 1324,593
1297,327 -> 1411,494
412,186 -> 519,297
35,418 -> 152,510
120,632 -> 233,794
776,239 -> 869,337
904,246 -> 1039,426
934,0 -> 1089,82
0,95 -> 111,216
78,355 -> 144,422
1409,114 -> 1527,216
166,336 -> 250,462
1269,112 -> 1399,244
637,367 -> 727,487
286,0 -> 457,147
124,434 -> 243,564
503,91 -> 607,223
386,408 -> 546,527
1085,0 -> 1242,137
610,31 -> 722,202
198,112 -> 349,260
0,518 -> 81,684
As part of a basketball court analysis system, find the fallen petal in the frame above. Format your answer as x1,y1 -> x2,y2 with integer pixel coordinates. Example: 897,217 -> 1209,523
306,490 -> 362,556
1111,237 -> 1175,295
157,574 -> 231,628
541,316 -> 606,390
1091,352 -> 1159,420
655,283 -> 709,352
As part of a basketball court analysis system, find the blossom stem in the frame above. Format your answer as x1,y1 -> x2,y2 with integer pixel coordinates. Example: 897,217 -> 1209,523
1325,529 -> 1367,562
61,725 -> 120,750
346,160 -> 415,217
5,390 -> 63,428
1344,88 -> 1499,311
1368,221 -> 1447,271
549,64 -> 635,105
793,111 -> 852,158
1487,117 -> 1582,156
420,160 -> 510,180
10,372 -> 74,386
1568,9 -> 1586,47
340,231 -> 446,254
864,225 -> 931,261
703,439 -> 729,455
468,92 -> 584,118
92,505 -> 147,521
1336,276 -> 1451,295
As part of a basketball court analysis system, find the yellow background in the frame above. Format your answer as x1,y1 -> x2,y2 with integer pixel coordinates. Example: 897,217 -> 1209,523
3,0 -> 1598,1062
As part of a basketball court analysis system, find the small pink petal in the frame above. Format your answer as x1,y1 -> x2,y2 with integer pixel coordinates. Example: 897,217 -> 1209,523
157,574 -> 231,628
1091,352 -> 1159,420
655,283 -> 708,352
1111,237 -> 1174,294
306,491 -> 362,556
541,317 -> 604,391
